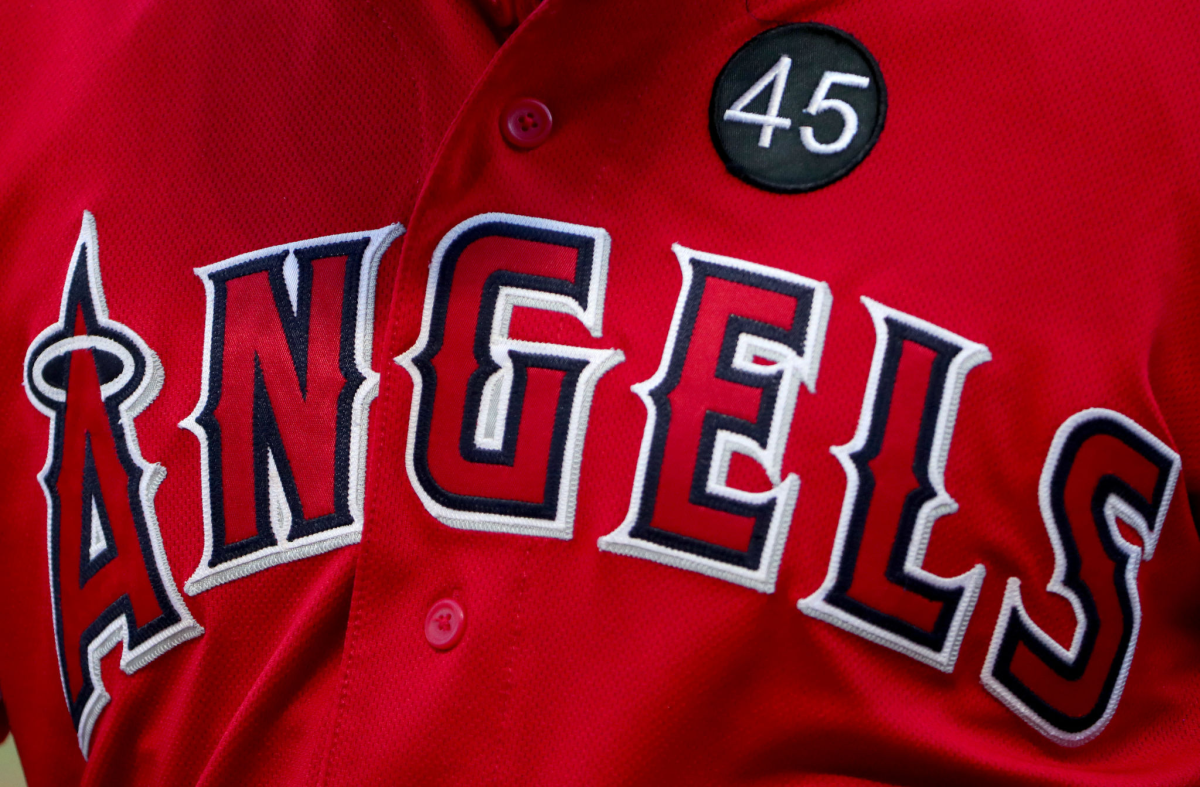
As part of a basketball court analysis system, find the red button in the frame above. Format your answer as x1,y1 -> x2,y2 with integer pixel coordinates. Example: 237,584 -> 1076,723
501,98 -> 553,149
424,599 -> 465,650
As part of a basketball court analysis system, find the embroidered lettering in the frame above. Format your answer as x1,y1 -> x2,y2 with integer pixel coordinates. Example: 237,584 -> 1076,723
799,297 -> 990,671
599,244 -> 831,593
181,224 -> 401,593
24,212 -> 201,755
398,213 -> 623,539
980,408 -> 1179,744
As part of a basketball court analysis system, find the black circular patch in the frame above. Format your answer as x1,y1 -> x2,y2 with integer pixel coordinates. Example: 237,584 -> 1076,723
709,23 -> 886,193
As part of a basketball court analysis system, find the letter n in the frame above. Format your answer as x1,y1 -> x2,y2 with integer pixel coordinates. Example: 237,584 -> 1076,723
181,224 -> 402,593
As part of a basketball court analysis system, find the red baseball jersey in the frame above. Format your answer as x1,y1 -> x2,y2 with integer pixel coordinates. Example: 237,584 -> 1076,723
1,0 -> 1198,784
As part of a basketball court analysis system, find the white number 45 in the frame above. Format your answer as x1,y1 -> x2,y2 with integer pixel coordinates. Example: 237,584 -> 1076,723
723,55 -> 870,155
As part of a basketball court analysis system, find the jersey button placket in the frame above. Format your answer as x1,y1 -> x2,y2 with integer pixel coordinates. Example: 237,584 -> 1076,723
500,97 -> 553,149
424,598 -> 466,650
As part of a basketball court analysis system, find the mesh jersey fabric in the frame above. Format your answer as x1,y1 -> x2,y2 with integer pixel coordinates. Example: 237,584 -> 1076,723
0,0 -> 1198,785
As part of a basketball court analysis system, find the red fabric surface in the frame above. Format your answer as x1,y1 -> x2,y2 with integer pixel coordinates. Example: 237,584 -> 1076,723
0,0 -> 1197,784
